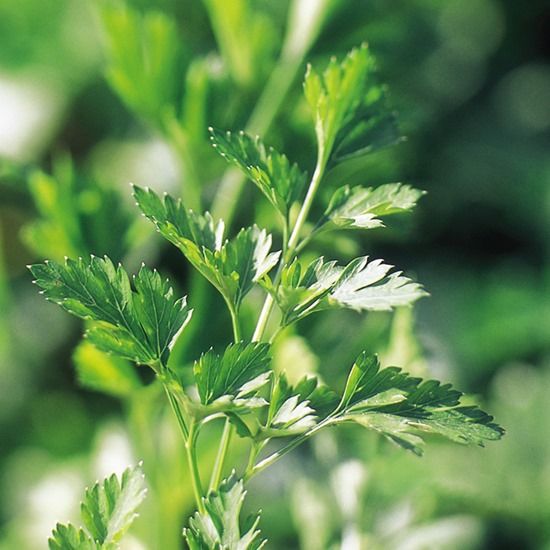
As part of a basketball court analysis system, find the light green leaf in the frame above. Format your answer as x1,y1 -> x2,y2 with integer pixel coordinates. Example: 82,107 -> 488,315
48,523 -> 96,550
81,465 -> 147,547
329,256 -> 428,312
134,185 -> 279,310
194,342 -> 271,407
261,374 -> 338,438
29,257 -> 191,368
321,182 -> 425,230
304,43 -> 401,167
184,474 -> 265,550
100,1 -> 183,125
73,340 -> 142,398
332,353 -> 504,455
48,466 -> 146,550
273,256 -> 426,325
209,128 -> 307,218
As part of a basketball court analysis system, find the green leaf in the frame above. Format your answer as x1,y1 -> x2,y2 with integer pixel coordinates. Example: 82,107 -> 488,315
194,342 -> 271,407
304,43 -> 401,167
99,1 -> 184,125
73,340 -> 142,398
209,128 -> 307,219
332,353 -> 504,455
48,524 -> 96,550
273,256 -> 426,325
329,256 -> 428,312
261,374 -> 338,438
321,183 -> 425,230
81,465 -> 147,547
134,186 -> 279,310
29,257 -> 191,367
184,474 -> 265,550
48,466 -> 146,550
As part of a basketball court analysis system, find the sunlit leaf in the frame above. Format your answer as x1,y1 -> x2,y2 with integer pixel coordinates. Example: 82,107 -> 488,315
81,465 -> 147,546
184,474 -> 265,550
48,524 -> 95,550
320,182 -> 425,230
304,43 -> 401,167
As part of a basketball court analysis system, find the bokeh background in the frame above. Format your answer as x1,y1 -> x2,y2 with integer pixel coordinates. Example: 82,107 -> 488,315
0,0 -> 549,548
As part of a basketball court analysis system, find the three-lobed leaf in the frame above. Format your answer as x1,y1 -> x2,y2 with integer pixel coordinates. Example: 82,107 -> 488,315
320,182 -> 425,231
304,43 -> 401,167
184,474 -> 265,550
273,256 -> 427,326
209,128 -> 307,219
134,185 -> 279,311
29,256 -> 191,368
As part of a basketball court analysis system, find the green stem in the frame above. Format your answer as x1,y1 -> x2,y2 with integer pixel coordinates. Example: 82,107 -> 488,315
208,420 -> 233,491
245,417 -> 331,481
163,383 -> 189,440
211,0 -> 332,225
252,156 -> 326,342
228,304 -> 242,342
185,422 -> 206,513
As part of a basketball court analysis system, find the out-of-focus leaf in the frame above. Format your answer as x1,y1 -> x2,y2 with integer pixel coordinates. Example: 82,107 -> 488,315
73,340 -> 142,398
184,474 -> 265,550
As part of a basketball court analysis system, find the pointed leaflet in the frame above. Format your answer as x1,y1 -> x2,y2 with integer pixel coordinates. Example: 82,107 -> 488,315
272,256 -> 426,325
184,474 -> 265,550
304,43 -> 401,167
331,353 -> 504,455
134,186 -> 279,310
81,465 -> 147,547
320,183 -> 425,230
48,465 -> 146,550
330,256 -> 427,312
194,342 -> 271,407
29,257 -> 191,367
260,373 -> 338,438
209,128 -> 307,218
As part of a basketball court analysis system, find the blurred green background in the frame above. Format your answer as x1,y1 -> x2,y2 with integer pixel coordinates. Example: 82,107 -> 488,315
0,0 -> 549,548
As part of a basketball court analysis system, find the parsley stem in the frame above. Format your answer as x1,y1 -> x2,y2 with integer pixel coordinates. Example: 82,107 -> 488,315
209,420 -> 233,492
186,422 -> 206,514
252,156 -> 325,342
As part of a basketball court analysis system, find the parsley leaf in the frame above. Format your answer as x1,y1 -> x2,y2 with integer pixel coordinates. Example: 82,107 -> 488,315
304,43 -> 401,167
48,465 -> 147,550
209,128 -> 307,220
184,474 -> 265,550
134,186 -> 279,311
29,257 -> 191,368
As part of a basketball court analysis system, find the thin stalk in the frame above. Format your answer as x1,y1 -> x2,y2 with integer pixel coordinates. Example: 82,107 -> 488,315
252,156 -> 326,342
163,383 -> 189,440
212,0 -> 333,225
208,420 -> 233,491
245,417 -> 332,481
185,422 -> 206,513
208,299 -> 241,491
